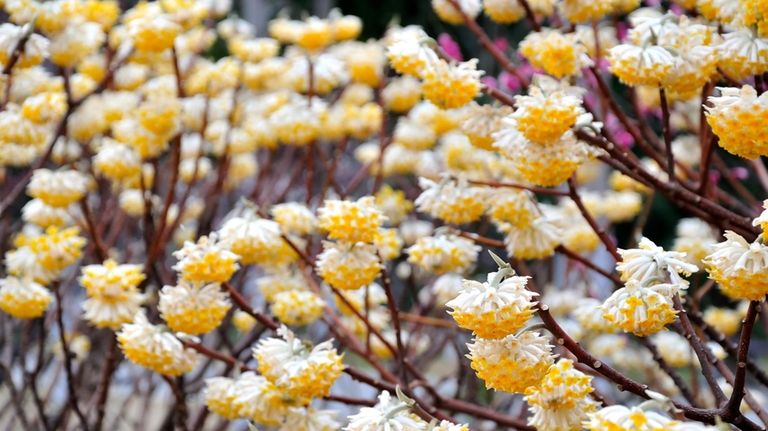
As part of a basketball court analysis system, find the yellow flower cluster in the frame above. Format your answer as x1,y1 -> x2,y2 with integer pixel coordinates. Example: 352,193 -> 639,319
704,231 -> 768,300
254,326 -> 344,401
318,197 -> 385,243
117,311 -> 198,376
524,360 -> 598,431
706,85 -> 768,160
467,331 -> 555,393
159,281 -> 231,335
447,270 -> 537,338
80,259 -> 146,329
172,234 -> 240,284
0,276 -> 52,319
520,30 -> 590,78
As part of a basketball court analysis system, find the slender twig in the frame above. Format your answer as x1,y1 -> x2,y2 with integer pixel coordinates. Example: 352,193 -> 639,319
672,294 -> 727,406
53,285 -> 90,431
725,301 -> 760,415
567,176 -> 621,261
658,87 -> 675,179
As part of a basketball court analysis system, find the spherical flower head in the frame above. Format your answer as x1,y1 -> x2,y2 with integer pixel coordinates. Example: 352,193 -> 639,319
21,199 -> 72,228
608,44 -> 676,87
204,376 -> 239,420
461,103 -> 513,151
407,233 -> 480,274
318,197 -> 386,244
493,124 -> 598,187
584,405 -> 674,431
520,30 -> 591,78
295,17 -> 334,51
0,276 -> 52,319
79,259 -> 146,329
136,97 -> 182,139
617,237 -> 698,287
27,168 -> 90,208
500,216 -> 562,260
231,371 -> 294,425
159,281 -> 231,335
468,331 -> 556,393
601,281 -> 678,336
280,406 -> 341,431
317,241 -> 382,290
432,0 -> 482,25
375,185 -> 414,226
26,226 -> 86,276
706,85 -> 768,160
271,290 -> 326,326
524,359 -> 598,431
218,214 -> 298,266
484,0 -> 526,23
345,390 -> 428,431
382,76 -> 422,113
271,202 -> 318,236
93,140 -> 142,183
485,190 -> 535,229
386,33 -> 433,77
117,311 -> 198,376
717,30 -> 768,80
254,326 -> 344,400
421,57 -> 483,109
704,231 -> 768,301
340,41 -> 386,87
447,271 -> 537,338
513,76 -> 585,144
415,176 -> 486,225
172,234 -> 240,283
559,0 -> 614,23
129,15 -> 181,52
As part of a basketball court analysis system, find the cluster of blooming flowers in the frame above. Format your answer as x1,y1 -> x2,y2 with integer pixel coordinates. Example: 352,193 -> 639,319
204,326 -> 345,428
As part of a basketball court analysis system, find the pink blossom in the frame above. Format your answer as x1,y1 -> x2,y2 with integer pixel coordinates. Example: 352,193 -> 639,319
731,167 -> 749,180
499,71 -> 522,92
481,76 -> 499,90
493,37 -> 509,53
438,33 -> 463,61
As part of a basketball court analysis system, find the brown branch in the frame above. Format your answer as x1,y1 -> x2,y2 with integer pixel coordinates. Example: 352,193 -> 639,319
672,294 -> 727,406
658,87 -> 675,179
725,301 -> 760,415
53,284 -> 90,431
567,176 -> 621,261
